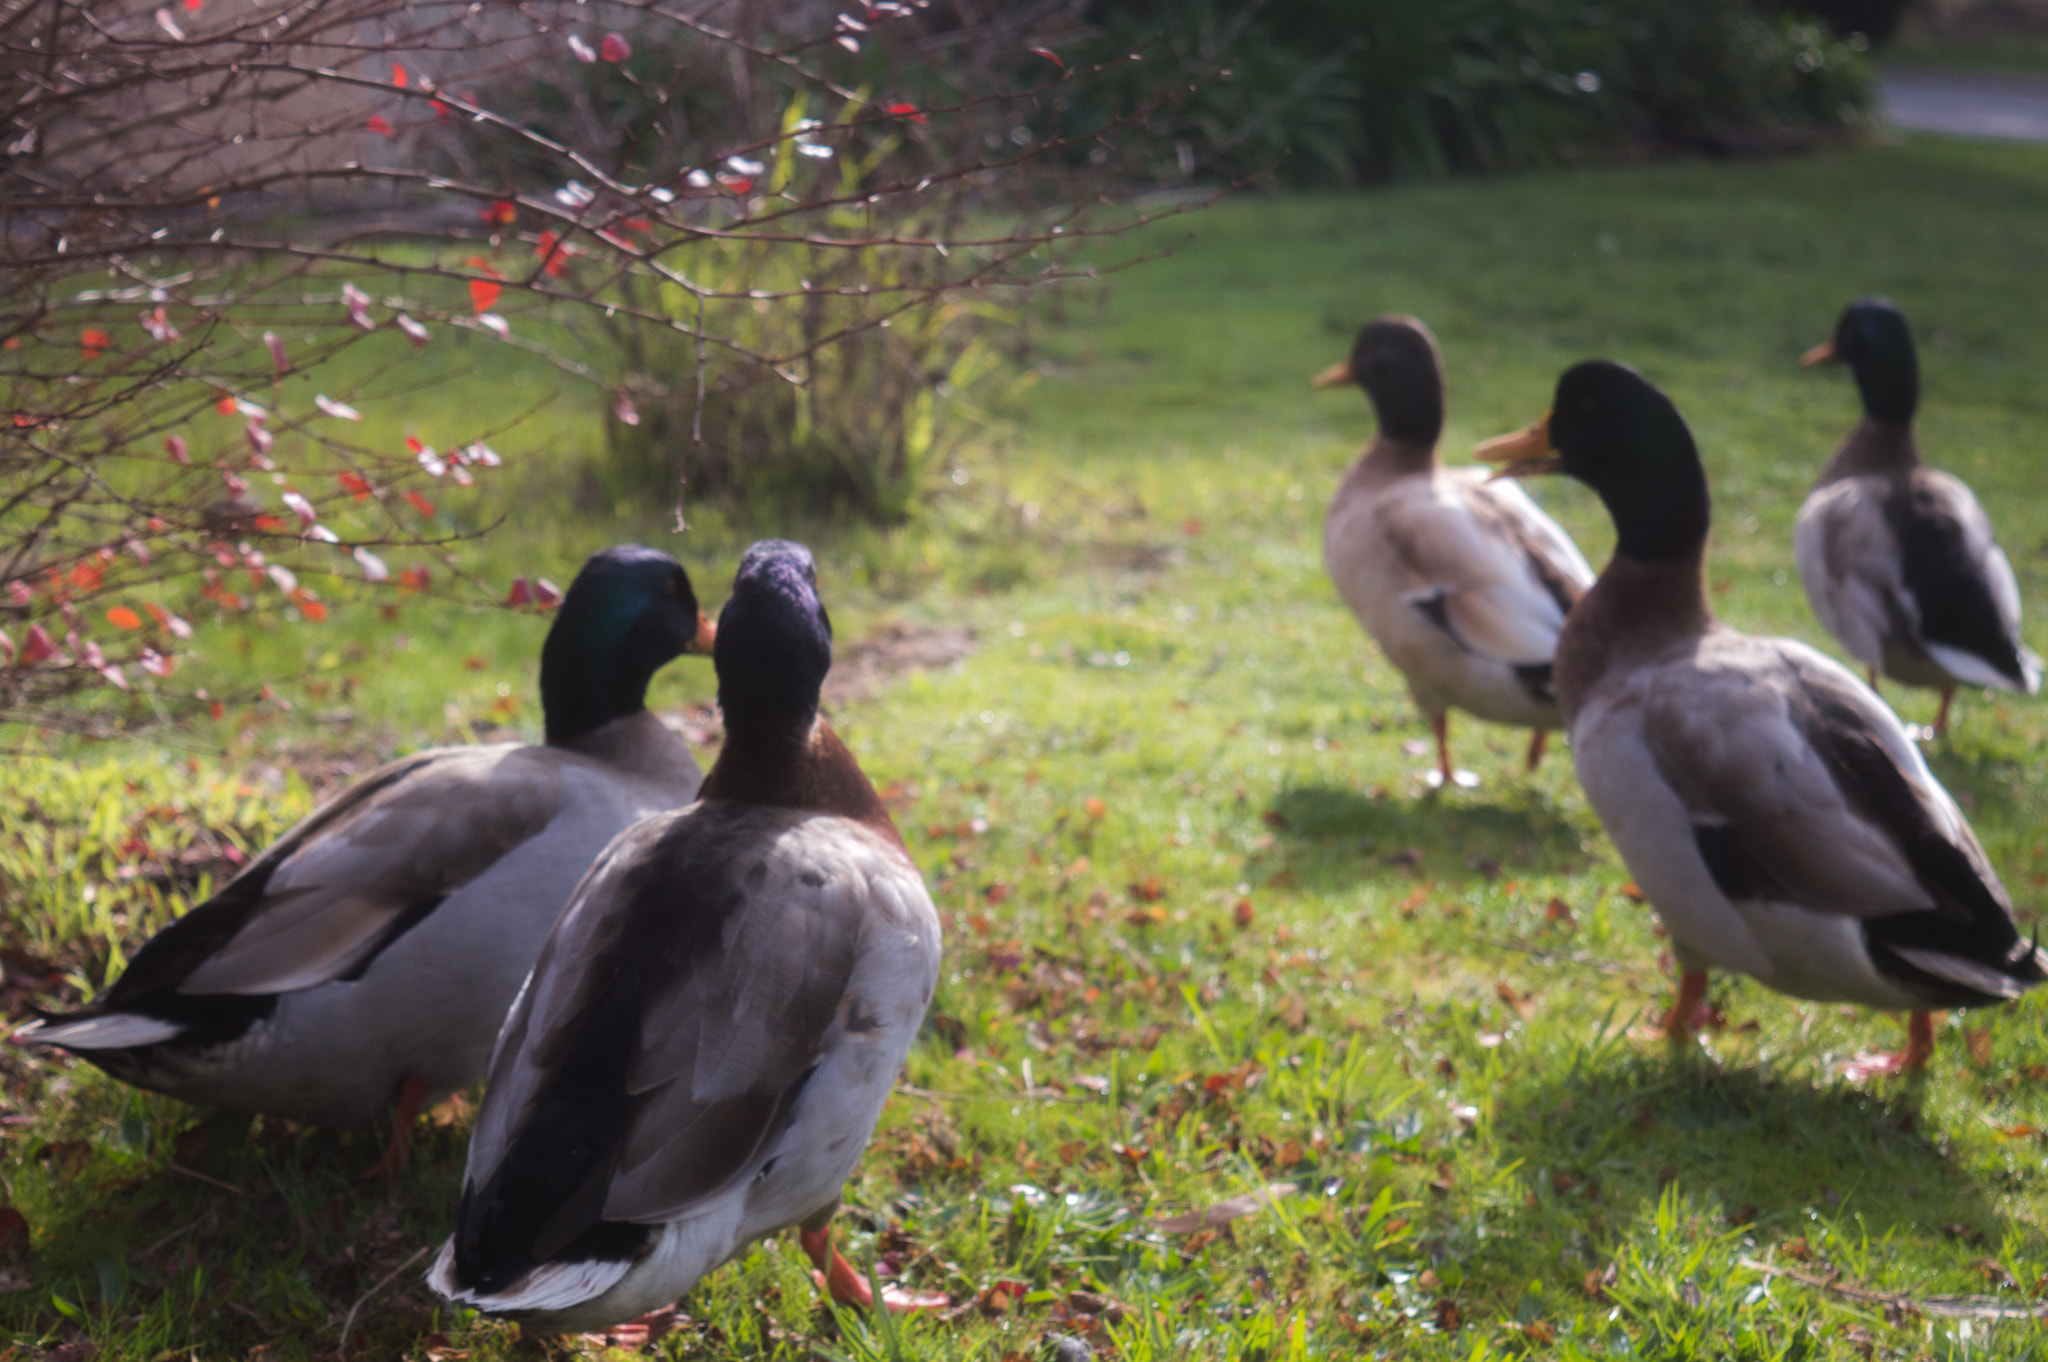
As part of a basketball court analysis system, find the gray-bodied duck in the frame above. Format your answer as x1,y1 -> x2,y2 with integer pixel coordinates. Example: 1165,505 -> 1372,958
429,539 -> 943,1330
1317,316 -> 1595,786
1479,361 -> 2046,1075
1796,298 -> 2039,736
15,545 -> 714,1167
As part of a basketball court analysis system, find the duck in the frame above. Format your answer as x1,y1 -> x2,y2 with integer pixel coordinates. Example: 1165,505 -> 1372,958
1316,316 -> 1595,786
14,545 -> 715,1168
1795,297 -> 2040,736
428,539 -> 943,1331
1476,360 -> 2046,1076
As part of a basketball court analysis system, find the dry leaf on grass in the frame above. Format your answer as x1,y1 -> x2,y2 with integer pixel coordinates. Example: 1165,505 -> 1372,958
1149,1182 -> 1297,1234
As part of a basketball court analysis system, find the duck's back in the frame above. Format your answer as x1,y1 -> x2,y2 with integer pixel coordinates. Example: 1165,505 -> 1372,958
435,799 -> 939,1327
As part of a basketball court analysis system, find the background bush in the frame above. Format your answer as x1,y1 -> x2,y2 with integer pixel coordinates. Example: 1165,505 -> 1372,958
1075,0 -> 1877,184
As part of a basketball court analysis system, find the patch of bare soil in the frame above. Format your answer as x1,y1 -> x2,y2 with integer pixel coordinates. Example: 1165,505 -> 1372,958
824,622 -> 979,704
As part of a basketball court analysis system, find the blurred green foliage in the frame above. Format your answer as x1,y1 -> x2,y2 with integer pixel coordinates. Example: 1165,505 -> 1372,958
1075,0 -> 1876,183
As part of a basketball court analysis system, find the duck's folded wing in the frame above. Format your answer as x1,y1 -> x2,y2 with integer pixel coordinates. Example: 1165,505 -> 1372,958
454,806 -> 934,1286
117,745 -> 563,1002
1891,472 -> 2034,691
1643,637 -> 2012,931
1399,476 -> 1593,665
1794,484 -> 1895,667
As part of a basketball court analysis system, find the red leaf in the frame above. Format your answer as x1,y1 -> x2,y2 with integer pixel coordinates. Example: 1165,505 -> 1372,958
481,200 -> 517,227
533,578 -> 562,608
405,435 -> 426,454
337,471 -> 373,500
885,102 -> 929,124
70,563 -> 104,592
292,590 -> 327,622
535,231 -> 569,277
391,62 -> 408,87
182,0 -> 200,9
1028,45 -> 1065,69
18,624 -> 57,664
600,32 -> 631,62
505,576 -> 532,607
215,395 -> 236,415
469,278 -> 502,313
405,490 -> 436,517
80,328 -> 111,358
106,607 -> 142,630
430,98 -> 450,122
367,115 -> 394,137
209,699 -> 225,720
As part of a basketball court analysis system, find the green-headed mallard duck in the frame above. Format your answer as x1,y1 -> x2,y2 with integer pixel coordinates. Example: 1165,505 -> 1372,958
429,539 -> 943,1330
15,545 -> 714,1167
1317,316 -> 1595,786
1797,297 -> 2040,736
1478,361 -> 2047,1076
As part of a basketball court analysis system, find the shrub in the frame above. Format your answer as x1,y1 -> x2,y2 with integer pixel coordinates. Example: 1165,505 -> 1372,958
1075,0 -> 1876,183
0,0 -> 1184,737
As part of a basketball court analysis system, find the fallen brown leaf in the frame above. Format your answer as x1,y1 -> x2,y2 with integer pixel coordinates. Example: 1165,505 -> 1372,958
1149,1182 -> 1297,1234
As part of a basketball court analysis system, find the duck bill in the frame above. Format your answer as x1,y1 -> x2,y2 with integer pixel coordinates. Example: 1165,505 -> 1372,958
1310,360 -> 1352,390
1800,338 -> 1839,367
686,609 -> 717,655
1472,410 -> 1563,479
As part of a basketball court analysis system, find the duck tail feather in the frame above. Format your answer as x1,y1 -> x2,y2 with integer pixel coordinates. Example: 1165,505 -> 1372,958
1888,944 -> 2040,1002
13,1012 -> 185,1051
427,1236 -> 635,1318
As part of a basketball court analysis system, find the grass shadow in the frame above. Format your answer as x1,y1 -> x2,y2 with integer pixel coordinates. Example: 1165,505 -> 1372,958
1265,784 -> 1589,889
1487,1054 -> 2003,1249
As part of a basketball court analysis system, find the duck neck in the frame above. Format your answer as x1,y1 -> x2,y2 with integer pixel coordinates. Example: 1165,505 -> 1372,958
1556,549 -> 1714,721
1343,436 -> 1438,496
540,629 -> 654,749
1815,417 -> 1920,486
700,710 -> 901,845
555,709 -> 697,782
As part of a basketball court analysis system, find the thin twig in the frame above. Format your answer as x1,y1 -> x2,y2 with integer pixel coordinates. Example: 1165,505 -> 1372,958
338,1243 -> 431,1356
1739,1255 -> 2046,1321
165,1160 -> 244,1195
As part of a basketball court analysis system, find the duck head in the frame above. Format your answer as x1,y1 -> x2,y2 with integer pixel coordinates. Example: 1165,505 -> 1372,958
1475,360 -> 1710,563
713,539 -> 833,737
1803,297 -> 1918,426
540,545 -> 715,745
1312,316 -> 1446,448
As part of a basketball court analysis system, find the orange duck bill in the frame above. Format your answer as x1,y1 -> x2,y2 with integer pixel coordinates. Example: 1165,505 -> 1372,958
1472,408 -> 1563,478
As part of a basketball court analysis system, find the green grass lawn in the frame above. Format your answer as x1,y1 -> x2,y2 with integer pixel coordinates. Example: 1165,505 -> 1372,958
9,134 -> 2048,1359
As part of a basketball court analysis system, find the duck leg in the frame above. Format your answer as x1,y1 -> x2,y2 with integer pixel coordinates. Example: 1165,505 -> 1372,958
1933,687 -> 1956,739
1840,1011 -> 1937,1081
361,1072 -> 431,1180
800,1224 -> 948,1313
1661,969 -> 1711,1045
1867,665 -> 1880,691
1431,713 -> 1454,786
1525,729 -> 1549,772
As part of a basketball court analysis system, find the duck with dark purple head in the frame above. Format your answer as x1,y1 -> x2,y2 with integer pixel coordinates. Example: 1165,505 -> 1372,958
429,539 -> 943,1330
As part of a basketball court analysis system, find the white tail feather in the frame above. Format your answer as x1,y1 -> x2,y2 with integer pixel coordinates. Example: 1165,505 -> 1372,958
426,1236 -> 634,1316
16,1013 -> 185,1050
